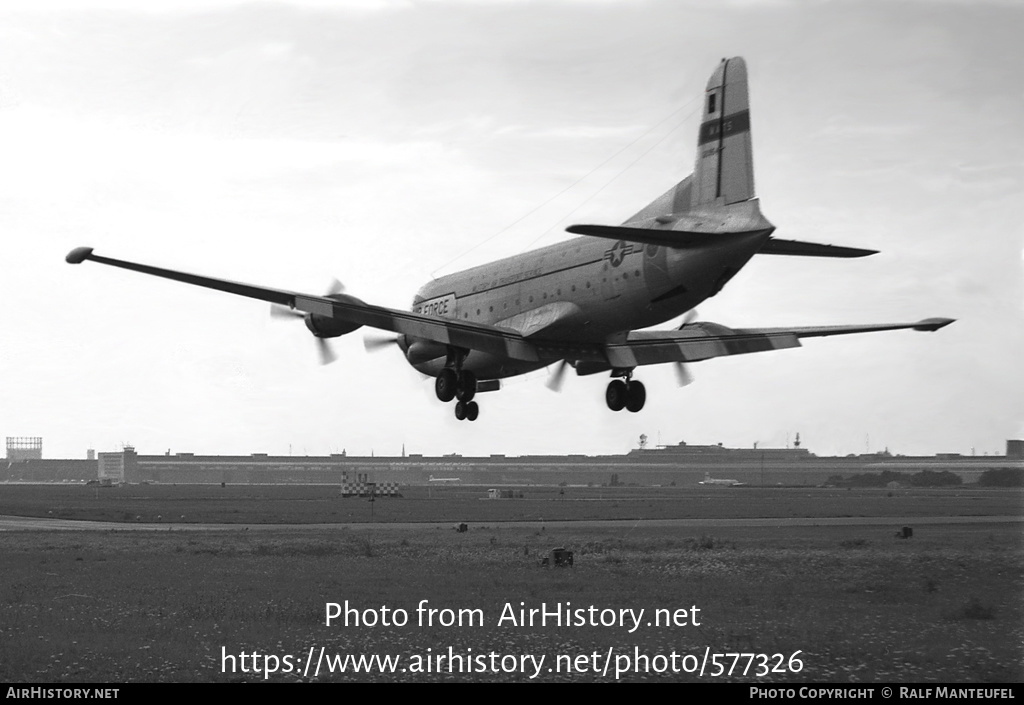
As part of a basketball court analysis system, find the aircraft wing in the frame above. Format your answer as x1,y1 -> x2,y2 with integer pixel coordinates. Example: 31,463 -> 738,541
600,318 -> 954,368
65,247 -> 953,370
65,247 -> 542,362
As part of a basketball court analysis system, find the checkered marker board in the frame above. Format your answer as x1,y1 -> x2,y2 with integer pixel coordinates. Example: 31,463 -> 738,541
340,481 -> 401,496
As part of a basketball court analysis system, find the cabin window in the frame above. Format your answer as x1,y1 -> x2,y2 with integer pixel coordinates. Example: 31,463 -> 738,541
476,308 -> 480,315
556,288 -> 561,295
571,285 -> 576,292
635,270 -> 641,277
585,282 -> 591,288
489,306 -> 493,312
622,272 -> 628,280
708,93 -> 716,114
529,296 -> 534,303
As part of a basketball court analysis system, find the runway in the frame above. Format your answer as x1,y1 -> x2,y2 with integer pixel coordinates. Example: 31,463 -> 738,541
0,514 -> 1020,532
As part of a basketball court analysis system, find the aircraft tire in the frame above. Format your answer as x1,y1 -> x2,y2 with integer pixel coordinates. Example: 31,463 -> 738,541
606,379 -> 628,411
454,401 -> 467,420
436,368 -> 458,402
456,370 -> 477,402
466,401 -> 479,421
625,380 -> 646,412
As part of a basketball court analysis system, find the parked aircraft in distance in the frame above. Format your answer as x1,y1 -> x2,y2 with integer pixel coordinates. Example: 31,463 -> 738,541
428,476 -> 461,484
699,472 -> 746,487
66,57 -> 952,422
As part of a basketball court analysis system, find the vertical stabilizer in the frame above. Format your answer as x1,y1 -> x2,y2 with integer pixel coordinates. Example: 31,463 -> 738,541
691,57 -> 755,208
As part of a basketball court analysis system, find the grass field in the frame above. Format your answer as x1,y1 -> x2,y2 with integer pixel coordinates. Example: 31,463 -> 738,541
0,483 -> 1019,524
0,485 -> 1020,683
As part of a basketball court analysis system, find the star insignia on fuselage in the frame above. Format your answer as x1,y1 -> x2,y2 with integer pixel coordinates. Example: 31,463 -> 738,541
606,240 -> 627,267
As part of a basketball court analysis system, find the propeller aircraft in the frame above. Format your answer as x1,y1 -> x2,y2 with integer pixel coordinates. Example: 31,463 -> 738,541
66,57 -> 953,422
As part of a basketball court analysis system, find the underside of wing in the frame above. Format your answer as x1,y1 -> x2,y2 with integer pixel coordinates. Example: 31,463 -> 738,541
736,318 -> 955,338
66,247 -> 541,362
602,318 -> 954,368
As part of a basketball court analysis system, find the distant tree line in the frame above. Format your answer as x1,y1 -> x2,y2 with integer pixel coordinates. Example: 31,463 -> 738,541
828,468 -> 1023,488
827,470 -> 962,488
976,467 -> 1024,487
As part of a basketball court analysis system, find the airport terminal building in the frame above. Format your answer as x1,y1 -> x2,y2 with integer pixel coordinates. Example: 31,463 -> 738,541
3,440 -> 1022,487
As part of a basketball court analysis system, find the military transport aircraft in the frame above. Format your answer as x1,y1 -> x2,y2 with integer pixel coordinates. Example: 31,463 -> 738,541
66,57 -> 952,422
699,473 -> 746,487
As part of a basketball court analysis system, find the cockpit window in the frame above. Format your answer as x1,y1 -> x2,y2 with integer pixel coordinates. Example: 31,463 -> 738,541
708,93 -> 716,114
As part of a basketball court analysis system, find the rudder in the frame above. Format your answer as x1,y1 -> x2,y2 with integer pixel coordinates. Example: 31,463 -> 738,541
692,57 -> 755,208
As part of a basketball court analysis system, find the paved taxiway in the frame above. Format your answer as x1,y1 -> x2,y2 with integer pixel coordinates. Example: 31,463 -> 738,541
0,514 -> 1019,532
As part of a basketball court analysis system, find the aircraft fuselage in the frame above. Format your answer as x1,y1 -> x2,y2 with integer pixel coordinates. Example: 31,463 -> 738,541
406,221 -> 771,380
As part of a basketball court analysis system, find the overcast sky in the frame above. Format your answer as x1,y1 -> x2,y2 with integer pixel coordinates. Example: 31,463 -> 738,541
1,0 -> 1021,460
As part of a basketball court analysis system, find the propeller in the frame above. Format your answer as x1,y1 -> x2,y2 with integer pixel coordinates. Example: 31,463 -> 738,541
270,304 -> 304,320
364,333 -> 401,353
674,362 -> 694,387
326,278 -> 346,297
315,337 -> 338,365
366,334 -> 433,380
270,278 -> 349,365
545,359 -> 571,392
674,309 -> 698,387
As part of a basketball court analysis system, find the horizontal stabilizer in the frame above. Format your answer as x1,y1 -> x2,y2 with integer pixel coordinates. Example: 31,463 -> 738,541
758,238 -> 877,258
566,224 -> 769,249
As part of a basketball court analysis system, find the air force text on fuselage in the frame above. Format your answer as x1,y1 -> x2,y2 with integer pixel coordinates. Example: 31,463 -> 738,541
413,294 -> 456,318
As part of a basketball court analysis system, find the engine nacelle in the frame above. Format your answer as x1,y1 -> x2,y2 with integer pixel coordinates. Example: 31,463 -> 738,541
303,293 -> 365,339
404,339 -> 447,365
304,314 -> 361,338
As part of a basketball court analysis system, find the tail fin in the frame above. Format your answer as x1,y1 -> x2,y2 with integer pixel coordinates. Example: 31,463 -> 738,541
625,57 -> 755,224
692,57 -> 755,207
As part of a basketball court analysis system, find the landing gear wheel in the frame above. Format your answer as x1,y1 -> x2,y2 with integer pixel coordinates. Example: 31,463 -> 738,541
625,380 -> 646,412
436,368 -> 458,402
606,379 -> 628,411
454,400 -> 467,420
465,401 -> 479,421
456,370 -> 477,402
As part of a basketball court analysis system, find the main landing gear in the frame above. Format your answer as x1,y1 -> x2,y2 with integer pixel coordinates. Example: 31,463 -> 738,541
436,367 -> 480,421
606,373 -> 646,413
